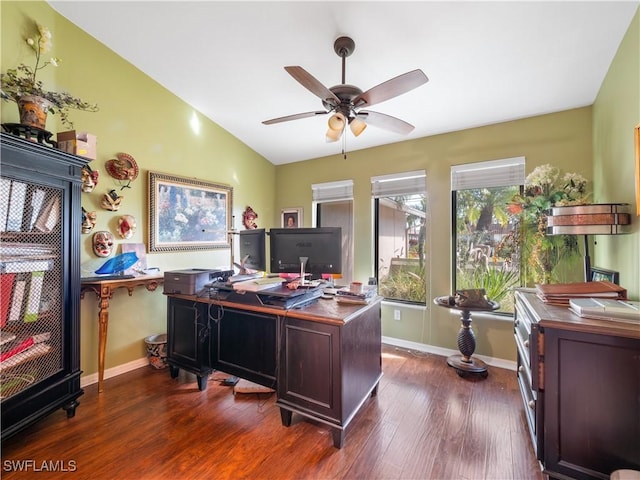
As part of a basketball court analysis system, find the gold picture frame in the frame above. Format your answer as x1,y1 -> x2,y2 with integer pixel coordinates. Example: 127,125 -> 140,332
635,124 -> 640,216
148,171 -> 233,252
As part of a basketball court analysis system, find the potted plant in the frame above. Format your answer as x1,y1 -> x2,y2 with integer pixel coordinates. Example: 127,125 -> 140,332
508,164 -> 589,285
0,21 -> 98,130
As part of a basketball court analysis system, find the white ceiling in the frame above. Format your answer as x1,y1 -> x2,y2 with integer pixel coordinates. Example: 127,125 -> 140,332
48,1 -> 639,165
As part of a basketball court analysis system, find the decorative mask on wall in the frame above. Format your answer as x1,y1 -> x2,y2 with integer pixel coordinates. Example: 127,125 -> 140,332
92,230 -> 114,257
81,207 -> 97,234
105,152 -> 139,189
242,206 -> 258,229
117,215 -> 137,239
81,165 -> 99,193
101,189 -> 124,211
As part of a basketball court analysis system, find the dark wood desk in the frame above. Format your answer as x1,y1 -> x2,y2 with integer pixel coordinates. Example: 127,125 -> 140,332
165,292 -> 382,448
81,274 -> 164,393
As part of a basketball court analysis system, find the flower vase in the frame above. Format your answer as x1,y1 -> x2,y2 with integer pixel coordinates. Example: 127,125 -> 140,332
17,95 -> 52,129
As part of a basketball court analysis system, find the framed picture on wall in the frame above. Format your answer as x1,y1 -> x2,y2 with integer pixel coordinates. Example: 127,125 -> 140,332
635,124 -> 639,216
148,171 -> 233,252
281,207 -> 302,228
590,266 -> 620,285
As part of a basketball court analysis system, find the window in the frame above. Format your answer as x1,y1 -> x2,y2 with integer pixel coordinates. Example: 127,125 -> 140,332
312,180 -> 354,285
372,171 -> 427,304
451,157 -> 525,313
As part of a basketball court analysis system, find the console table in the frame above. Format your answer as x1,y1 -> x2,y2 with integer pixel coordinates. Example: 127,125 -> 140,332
81,274 -> 164,393
165,292 -> 382,448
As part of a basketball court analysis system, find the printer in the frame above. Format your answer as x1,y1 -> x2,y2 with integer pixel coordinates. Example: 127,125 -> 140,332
163,268 -> 233,295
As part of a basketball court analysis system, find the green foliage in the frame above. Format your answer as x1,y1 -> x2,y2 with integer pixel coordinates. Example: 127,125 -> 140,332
0,21 -> 98,128
379,263 -> 426,303
457,266 -> 520,312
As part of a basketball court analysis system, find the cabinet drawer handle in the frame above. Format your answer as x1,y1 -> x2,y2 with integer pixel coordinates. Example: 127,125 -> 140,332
524,340 -> 529,348
518,365 -> 524,373
528,400 -> 535,410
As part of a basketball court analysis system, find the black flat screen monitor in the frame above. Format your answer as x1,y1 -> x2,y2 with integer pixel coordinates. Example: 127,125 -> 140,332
269,227 -> 342,278
239,228 -> 266,271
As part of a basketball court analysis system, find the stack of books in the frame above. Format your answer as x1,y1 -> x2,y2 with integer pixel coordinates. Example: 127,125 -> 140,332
536,281 -> 627,306
569,298 -> 640,323
335,288 -> 375,305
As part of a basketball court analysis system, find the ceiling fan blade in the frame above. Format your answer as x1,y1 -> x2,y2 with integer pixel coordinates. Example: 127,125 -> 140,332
353,69 -> 428,108
357,110 -> 415,135
284,66 -> 340,106
262,110 -> 328,125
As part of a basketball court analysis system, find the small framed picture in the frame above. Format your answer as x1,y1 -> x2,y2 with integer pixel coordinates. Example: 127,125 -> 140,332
281,207 -> 302,228
590,266 -> 620,285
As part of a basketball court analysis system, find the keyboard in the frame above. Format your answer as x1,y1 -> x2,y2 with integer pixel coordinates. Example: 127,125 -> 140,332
81,274 -> 135,282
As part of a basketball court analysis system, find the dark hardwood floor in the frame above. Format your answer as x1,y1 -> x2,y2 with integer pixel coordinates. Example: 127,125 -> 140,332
1,344 -> 543,479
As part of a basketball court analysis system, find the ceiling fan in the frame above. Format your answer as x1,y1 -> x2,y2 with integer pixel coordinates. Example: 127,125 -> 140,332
262,36 -> 429,144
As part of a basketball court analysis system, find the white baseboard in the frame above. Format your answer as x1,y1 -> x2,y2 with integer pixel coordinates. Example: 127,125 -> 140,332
382,336 -> 516,371
80,339 -> 516,388
80,357 -> 149,388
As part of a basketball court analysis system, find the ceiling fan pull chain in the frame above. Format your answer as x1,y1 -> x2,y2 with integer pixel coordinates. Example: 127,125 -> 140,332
342,132 -> 347,159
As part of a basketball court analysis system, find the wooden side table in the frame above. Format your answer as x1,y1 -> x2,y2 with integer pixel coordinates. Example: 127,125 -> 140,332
434,296 -> 499,379
81,274 -> 164,392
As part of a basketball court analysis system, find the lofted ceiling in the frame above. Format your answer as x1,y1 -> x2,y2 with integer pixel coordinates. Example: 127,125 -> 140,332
48,1 -> 639,165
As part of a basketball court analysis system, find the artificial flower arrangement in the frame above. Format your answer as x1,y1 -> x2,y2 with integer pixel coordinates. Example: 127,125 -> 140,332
509,163 -> 589,219
0,21 -> 98,129
508,164 -> 590,284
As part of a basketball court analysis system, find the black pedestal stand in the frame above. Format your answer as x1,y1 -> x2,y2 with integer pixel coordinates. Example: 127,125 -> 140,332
2,123 -> 57,147
434,296 -> 499,379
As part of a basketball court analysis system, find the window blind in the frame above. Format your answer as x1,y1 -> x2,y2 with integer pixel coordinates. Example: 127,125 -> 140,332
311,180 -> 354,203
451,157 -> 525,190
370,170 -> 426,198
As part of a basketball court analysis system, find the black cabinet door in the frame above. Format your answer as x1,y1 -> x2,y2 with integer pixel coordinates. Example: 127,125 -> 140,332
167,298 -> 213,379
215,307 -> 276,388
1,133 -> 85,441
278,318 -> 341,422
544,328 -> 640,479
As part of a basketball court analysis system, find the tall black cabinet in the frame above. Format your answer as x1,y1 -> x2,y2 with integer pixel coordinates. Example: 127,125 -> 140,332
1,133 -> 86,441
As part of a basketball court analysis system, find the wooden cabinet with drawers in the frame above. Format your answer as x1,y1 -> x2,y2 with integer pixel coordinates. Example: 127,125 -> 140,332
514,290 -> 640,479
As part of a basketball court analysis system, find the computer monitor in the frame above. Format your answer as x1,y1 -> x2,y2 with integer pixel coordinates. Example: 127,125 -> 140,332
269,227 -> 342,279
238,228 -> 266,272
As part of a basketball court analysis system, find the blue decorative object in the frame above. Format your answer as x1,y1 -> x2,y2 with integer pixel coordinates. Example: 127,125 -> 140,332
95,252 -> 138,275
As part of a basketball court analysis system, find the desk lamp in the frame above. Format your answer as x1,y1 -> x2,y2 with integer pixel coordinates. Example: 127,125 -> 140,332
546,203 -> 631,281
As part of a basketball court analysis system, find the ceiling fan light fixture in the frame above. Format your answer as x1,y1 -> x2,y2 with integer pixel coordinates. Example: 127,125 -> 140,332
349,117 -> 367,137
325,127 -> 342,143
328,112 -> 346,131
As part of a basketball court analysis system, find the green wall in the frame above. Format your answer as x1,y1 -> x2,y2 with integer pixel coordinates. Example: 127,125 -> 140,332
2,2 -> 638,375
276,107 -> 594,361
593,6 -> 640,299
1,1 -> 275,377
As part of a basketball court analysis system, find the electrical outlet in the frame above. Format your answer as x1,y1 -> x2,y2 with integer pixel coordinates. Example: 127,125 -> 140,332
393,309 -> 401,321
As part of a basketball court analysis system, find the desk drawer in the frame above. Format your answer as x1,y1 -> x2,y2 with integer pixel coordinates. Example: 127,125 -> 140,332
517,349 -> 543,459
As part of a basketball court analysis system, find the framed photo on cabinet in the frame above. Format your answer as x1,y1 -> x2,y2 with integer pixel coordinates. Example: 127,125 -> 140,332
590,266 -> 620,285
